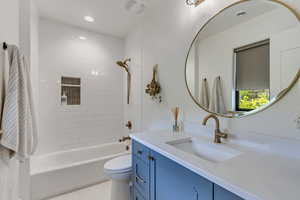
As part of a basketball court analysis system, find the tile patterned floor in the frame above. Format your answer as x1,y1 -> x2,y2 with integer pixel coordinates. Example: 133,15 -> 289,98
48,181 -> 111,200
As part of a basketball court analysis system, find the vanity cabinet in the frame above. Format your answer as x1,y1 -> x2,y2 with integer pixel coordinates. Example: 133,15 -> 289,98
150,151 -> 213,200
214,185 -> 244,200
132,140 -> 244,200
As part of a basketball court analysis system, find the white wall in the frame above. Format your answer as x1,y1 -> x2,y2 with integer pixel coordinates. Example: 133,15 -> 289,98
38,19 -> 125,155
19,0 -> 39,199
124,28 -> 144,134
125,0 -> 300,140
0,0 -> 19,44
0,1 -> 20,200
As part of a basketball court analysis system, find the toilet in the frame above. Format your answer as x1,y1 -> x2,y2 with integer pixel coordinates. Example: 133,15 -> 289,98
104,154 -> 132,200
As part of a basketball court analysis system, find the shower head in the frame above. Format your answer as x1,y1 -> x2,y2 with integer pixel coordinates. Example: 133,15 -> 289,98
117,58 -> 131,66
117,61 -> 125,67
116,58 -> 131,72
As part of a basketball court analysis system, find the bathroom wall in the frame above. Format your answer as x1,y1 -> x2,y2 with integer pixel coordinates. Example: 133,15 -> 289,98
0,1 -> 20,199
38,18 -> 125,155
0,0 -> 19,44
19,0 -> 40,199
125,0 -> 300,140
124,27 -> 144,134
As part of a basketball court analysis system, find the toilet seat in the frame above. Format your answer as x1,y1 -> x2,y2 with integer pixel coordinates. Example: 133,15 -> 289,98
104,154 -> 132,174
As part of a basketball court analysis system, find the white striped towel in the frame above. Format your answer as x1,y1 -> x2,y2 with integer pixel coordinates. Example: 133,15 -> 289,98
0,45 -> 38,160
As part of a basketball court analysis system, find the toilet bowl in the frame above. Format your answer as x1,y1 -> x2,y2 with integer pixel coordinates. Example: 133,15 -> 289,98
104,154 -> 132,200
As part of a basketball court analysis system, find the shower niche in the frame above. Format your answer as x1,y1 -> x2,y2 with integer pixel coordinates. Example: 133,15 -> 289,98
61,76 -> 81,105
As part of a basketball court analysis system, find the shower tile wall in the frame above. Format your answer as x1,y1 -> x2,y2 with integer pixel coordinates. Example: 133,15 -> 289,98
38,18 -> 125,155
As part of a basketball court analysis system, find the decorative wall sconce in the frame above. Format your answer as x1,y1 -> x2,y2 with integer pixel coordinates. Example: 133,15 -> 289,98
186,0 -> 205,7
145,64 -> 162,103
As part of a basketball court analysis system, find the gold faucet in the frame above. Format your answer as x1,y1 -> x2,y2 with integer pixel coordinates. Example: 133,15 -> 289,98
202,114 -> 228,144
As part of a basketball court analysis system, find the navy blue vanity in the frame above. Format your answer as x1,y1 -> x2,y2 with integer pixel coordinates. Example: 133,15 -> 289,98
132,140 -> 243,200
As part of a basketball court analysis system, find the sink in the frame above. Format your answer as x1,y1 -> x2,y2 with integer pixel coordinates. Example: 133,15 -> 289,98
167,137 -> 242,163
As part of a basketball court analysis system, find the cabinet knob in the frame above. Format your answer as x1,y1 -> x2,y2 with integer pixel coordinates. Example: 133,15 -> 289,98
136,175 -> 146,184
148,156 -> 155,161
193,187 -> 199,200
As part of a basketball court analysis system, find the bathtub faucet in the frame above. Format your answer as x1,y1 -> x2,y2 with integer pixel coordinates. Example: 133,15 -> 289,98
119,136 -> 131,143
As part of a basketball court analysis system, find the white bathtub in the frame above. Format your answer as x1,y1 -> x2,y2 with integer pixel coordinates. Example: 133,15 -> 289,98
30,142 -> 129,200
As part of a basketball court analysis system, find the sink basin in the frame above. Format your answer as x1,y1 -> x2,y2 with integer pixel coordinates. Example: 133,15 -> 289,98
167,137 -> 242,163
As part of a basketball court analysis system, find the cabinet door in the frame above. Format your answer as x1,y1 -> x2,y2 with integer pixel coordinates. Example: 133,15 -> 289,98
214,185 -> 244,200
134,188 -> 146,200
133,156 -> 150,199
150,151 -> 213,200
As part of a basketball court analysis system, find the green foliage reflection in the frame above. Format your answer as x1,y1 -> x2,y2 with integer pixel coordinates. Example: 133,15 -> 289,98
238,90 -> 270,110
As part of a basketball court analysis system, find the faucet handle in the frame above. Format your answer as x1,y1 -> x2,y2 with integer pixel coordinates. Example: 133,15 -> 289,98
214,130 -> 228,143
217,132 -> 228,139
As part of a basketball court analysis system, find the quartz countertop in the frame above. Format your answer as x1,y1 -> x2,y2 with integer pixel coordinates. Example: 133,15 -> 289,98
130,131 -> 300,200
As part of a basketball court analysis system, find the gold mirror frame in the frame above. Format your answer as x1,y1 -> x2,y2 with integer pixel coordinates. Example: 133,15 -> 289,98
185,0 -> 300,118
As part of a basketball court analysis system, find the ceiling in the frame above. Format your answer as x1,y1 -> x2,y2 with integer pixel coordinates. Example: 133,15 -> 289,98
36,0 -> 154,38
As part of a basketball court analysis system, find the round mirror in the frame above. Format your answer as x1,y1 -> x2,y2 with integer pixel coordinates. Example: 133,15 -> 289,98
185,0 -> 300,118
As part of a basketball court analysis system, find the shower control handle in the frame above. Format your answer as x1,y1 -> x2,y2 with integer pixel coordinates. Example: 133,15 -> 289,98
119,136 -> 131,142
125,121 -> 132,130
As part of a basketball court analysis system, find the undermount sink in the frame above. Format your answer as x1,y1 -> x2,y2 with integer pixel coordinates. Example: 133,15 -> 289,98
167,137 -> 242,163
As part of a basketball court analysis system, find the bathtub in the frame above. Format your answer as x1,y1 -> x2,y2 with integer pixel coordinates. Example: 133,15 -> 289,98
30,142 -> 129,200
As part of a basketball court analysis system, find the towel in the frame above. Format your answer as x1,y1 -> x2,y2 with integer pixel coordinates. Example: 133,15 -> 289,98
0,49 -> 9,134
0,45 -> 38,161
199,78 -> 209,109
209,77 -> 226,114
0,47 -> 10,200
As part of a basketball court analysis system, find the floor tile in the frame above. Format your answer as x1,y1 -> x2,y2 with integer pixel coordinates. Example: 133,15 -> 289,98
48,181 -> 111,200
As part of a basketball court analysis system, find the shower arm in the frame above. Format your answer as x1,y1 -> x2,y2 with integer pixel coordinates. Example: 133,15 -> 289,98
121,65 -> 131,105
117,59 -> 131,104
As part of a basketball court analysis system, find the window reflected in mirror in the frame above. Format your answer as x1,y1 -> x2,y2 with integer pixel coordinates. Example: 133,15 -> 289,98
234,40 -> 270,111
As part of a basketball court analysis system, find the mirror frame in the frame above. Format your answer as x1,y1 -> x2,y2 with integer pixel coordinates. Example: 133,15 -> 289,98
185,0 -> 300,118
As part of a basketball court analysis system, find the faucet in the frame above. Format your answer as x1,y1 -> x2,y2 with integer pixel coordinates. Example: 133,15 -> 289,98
202,114 -> 228,144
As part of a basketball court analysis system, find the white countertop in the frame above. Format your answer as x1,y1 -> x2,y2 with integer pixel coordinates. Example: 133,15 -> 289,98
130,131 -> 300,200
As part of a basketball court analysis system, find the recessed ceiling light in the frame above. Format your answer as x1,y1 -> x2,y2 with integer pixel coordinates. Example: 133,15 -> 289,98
84,16 -> 95,22
79,36 -> 87,40
236,11 -> 247,17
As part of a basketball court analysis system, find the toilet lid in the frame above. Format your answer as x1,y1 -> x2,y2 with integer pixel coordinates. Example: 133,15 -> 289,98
104,155 -> 132,173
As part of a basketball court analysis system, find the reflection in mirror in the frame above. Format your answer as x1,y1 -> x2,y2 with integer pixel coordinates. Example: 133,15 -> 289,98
186,0 -> 300,118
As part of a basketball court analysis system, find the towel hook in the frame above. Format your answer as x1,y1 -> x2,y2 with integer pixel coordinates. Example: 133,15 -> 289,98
3,42 -> 7,50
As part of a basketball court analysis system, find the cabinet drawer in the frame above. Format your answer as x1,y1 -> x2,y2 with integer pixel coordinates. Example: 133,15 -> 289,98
133,156 -> 150,198
132,140 -> 150,163
134,189 -> 146,200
